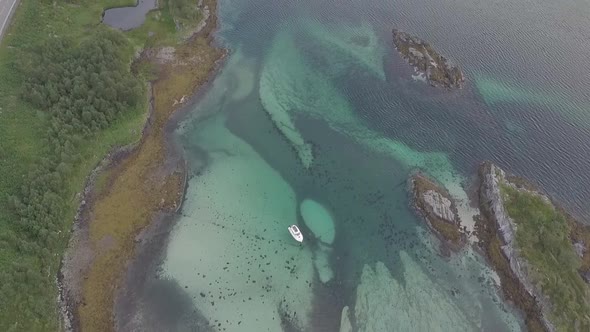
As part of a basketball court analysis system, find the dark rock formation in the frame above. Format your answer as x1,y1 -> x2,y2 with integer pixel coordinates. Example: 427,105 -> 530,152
477,162 -> 555,332
392,28 -> 464,88
409,172 -> 466,253
479,161 -> 590,331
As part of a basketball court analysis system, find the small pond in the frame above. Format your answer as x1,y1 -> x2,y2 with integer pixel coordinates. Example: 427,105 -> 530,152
102,0 -> 158,31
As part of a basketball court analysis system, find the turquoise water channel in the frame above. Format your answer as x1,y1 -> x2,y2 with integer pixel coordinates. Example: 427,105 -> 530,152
153,0 -> 590,330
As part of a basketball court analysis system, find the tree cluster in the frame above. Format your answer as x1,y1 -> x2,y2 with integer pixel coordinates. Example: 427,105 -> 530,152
0,29 -> 142,313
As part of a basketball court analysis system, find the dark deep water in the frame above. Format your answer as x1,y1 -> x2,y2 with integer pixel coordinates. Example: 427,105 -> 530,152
125,0 -> 590,330
215,0 -> 590,217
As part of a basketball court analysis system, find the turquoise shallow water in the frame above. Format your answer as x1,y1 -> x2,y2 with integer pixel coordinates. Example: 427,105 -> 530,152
149,0 -> 590,330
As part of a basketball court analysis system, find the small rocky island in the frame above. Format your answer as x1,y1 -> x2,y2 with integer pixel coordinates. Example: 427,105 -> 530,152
409,172 -> 466,254
392,28 -> 464,88
477,162 -> 590,332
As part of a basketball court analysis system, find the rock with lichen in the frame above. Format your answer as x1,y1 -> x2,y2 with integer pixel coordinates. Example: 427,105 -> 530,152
408,172 -> 466,253
392,28 -> 464,88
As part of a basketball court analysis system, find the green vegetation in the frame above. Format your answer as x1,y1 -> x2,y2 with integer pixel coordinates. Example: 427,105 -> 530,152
168,0 -> 202,29
0,0 -> 204,329
75,2 -> 220,329
2,31 -> 143,326
126,0 -> 178,47
501,185 -> 590,331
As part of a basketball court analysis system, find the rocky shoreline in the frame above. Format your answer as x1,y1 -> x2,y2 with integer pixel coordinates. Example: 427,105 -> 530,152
477,161 -> 590,331
408,172 -> 466,254
408,162 -> 590,331
57,0 -> 225,329
58,85 -> 156,332
477,162 -> 555,331
113,48 -> 228,331
392,28 -> 464,88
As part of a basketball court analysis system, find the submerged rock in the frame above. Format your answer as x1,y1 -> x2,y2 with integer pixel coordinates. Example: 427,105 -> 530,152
392,28 -> 464,88
339,306 -> 353,332
409,172 -> 466,253
313,243 -> 334,283
352,257 -> 473,331
300,199 -> 336,283
300,199 -> 336,245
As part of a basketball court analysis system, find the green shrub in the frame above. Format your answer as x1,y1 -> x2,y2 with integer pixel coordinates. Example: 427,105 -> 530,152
502,185 -> 590,331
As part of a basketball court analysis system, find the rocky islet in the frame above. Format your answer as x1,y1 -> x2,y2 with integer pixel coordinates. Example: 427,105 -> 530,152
409,172 -> 467,253
406,162 -> 590,331
392,28 -> 465,88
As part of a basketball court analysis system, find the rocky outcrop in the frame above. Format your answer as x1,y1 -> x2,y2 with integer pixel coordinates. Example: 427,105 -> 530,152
478,162 -> 556,332
574,241 -> 586,258
409,172 -> 466,253
392,29 -> 464,88
423,190 -> 456,221
568,222 -> 590,286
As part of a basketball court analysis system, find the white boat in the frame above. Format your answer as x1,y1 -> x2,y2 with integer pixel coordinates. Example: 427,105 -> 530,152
288,225 -> 303,243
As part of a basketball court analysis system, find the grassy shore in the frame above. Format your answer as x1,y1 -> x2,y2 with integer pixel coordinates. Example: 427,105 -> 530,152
78,32 -> 222,331
0,0 -> 219,330
474,214 -> 546,331
501,185 -> 590,331
73,0 -> 222,331
477,162 -> 590,331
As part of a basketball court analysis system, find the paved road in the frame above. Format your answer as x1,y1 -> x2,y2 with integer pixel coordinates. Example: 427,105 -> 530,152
0,0 -> 20,41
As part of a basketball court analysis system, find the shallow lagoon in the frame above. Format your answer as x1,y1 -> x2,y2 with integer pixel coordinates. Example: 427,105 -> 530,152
160,34 -> 520,332
153,0 -> 590,330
